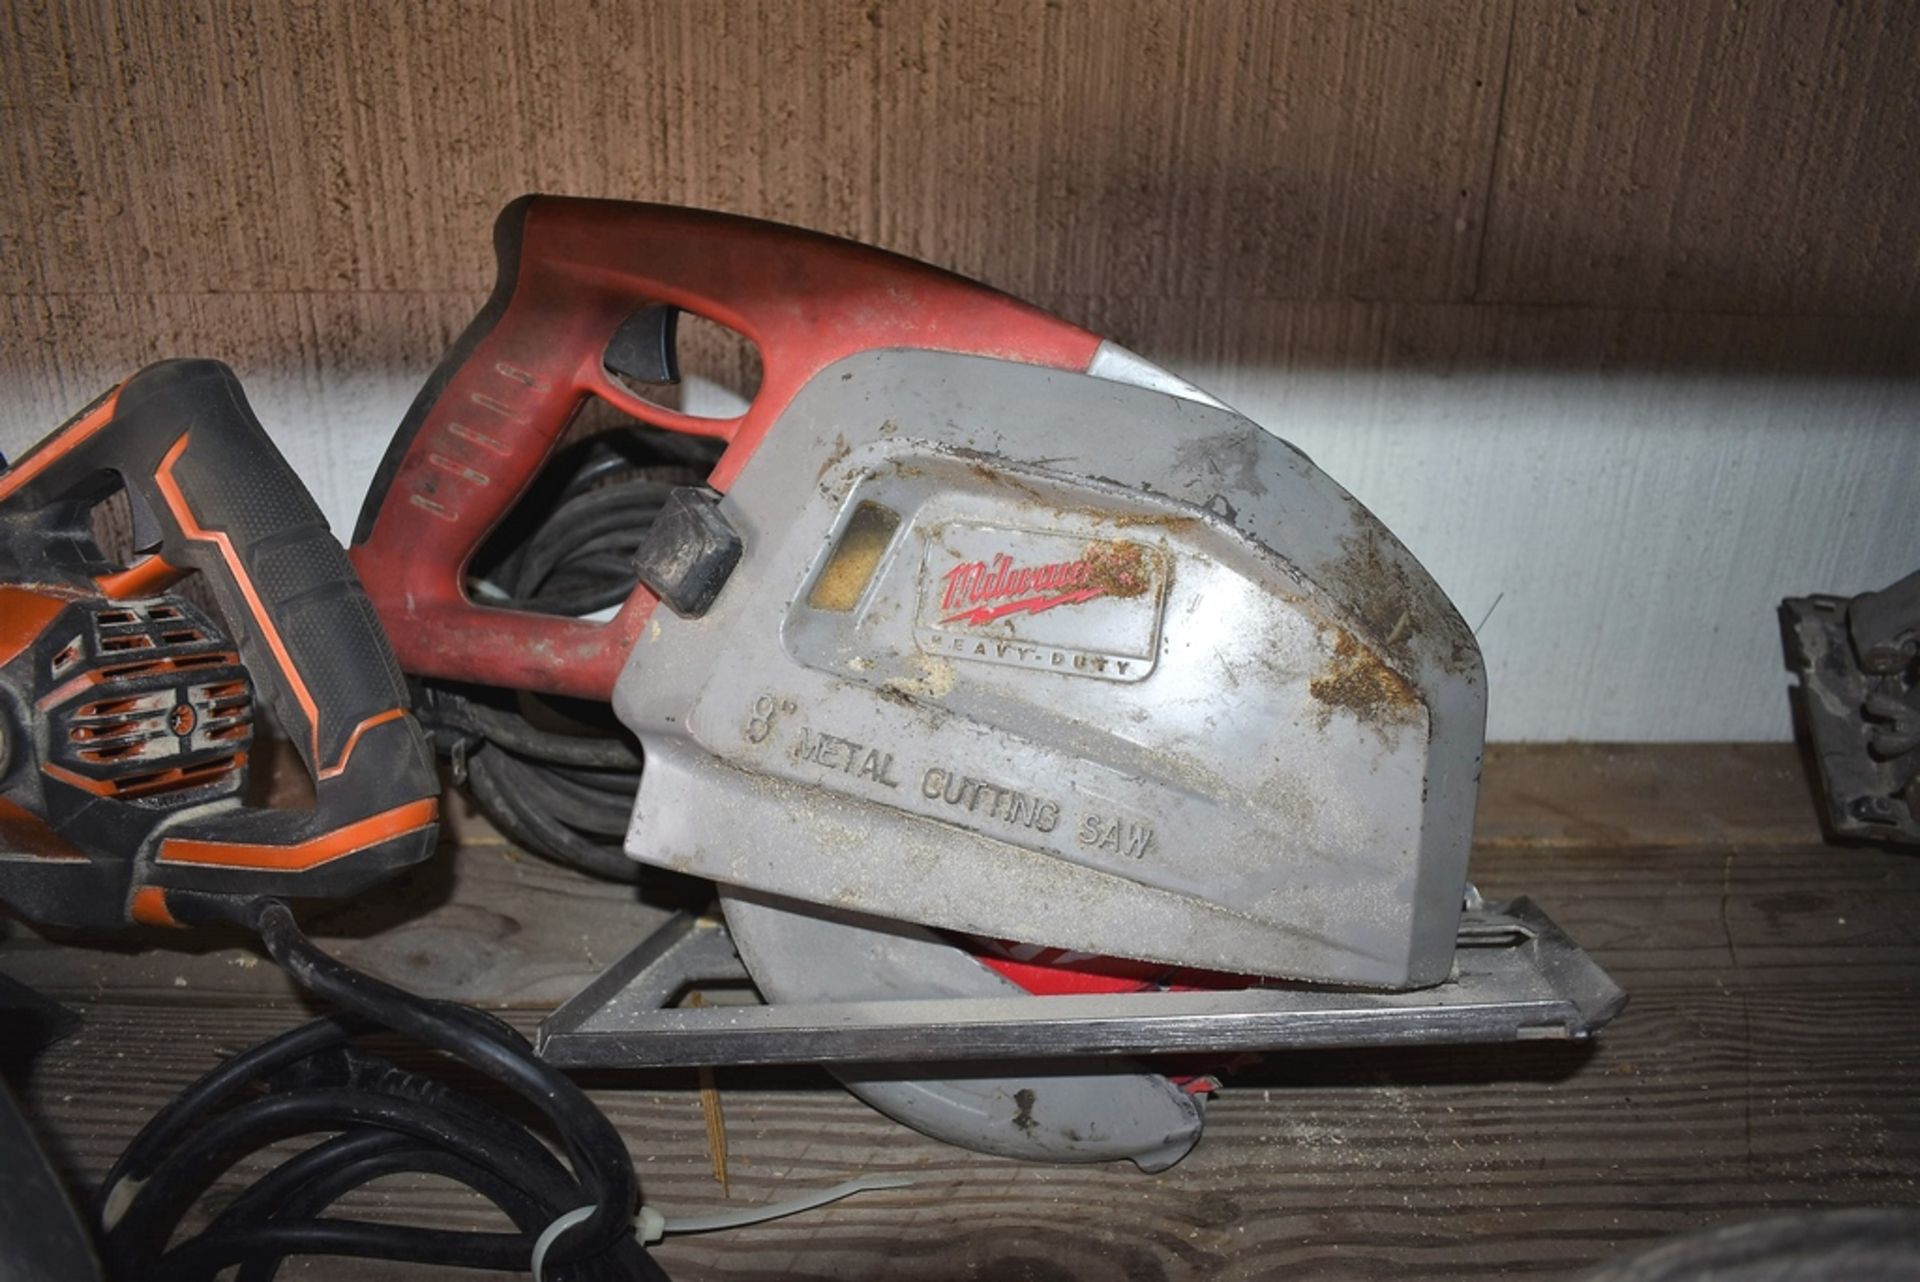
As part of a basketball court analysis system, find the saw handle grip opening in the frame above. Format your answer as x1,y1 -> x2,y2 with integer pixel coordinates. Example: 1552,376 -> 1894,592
349,195 -> 1102,701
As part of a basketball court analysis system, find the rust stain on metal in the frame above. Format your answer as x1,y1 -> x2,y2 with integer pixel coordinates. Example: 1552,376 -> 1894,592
1102,510 -> 1199,533
1310,629 -> 1421,731
1080,539 -> 1153,599
1052,503 -> 1200,534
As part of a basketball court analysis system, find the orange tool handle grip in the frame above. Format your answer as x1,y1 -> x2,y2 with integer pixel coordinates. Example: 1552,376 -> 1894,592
0,360 -> 438,893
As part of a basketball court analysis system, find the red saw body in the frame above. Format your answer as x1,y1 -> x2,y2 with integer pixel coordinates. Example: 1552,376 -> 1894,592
351,197 -> 1101,701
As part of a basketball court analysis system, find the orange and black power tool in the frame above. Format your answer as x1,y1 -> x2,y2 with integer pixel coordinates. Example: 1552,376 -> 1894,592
0,360 -> 659,1280
0,359 -> 439,929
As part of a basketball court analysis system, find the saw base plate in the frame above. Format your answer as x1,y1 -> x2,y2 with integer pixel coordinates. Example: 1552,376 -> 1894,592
537,898 -> 1625,1070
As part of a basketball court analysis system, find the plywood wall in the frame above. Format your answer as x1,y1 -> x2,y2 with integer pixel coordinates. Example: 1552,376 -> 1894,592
4,0 -> 1917,739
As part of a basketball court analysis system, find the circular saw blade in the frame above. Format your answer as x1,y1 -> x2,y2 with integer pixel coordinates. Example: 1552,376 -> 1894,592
719,886 -> 1204,1170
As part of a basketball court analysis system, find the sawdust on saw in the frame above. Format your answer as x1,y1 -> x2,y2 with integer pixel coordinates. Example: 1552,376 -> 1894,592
1078,539 -> 1155,599
1309,628 -> 1421,734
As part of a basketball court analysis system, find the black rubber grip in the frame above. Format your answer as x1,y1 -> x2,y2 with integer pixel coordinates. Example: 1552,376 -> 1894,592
0,359 -> 437,897
117,362 -> 408,771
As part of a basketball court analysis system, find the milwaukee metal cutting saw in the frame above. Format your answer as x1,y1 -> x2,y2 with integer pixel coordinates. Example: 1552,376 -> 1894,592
345,196 -> 1625,1170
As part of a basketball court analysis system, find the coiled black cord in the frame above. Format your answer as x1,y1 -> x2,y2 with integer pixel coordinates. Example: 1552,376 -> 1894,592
99,899 -> 666,1281
417,434 -> 712,881
419,684 -> 645,882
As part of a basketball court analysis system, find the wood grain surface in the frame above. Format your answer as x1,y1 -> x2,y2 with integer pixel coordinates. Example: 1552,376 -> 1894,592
8,745 -> 1919,1280
1482,0 -> 1920,314
1,0 -> 1513,301
9,0 -> 1916,313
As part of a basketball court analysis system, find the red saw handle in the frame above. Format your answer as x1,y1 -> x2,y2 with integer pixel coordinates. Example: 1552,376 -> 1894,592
0,360 -> 438,914
350,195 -> 1102,701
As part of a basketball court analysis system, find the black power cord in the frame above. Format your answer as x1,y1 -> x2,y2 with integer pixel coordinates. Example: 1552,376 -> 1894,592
98,899 -> 666,1281
419,684 -> 645,882
416,435 -> 713,881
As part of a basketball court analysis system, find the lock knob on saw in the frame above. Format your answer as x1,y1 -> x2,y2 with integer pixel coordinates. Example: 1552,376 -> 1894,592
0,359 -> 439,929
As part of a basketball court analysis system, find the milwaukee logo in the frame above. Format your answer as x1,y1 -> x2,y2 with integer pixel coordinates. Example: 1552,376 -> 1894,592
938,542 -> 1151,627
940,554 -> 1098,625
915,524 -> 1167,683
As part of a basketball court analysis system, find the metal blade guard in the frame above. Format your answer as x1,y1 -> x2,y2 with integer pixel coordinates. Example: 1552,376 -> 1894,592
617,347 -> 1484,989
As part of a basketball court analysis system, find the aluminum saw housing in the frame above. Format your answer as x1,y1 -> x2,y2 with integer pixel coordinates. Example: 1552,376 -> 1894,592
613,346 -> 1484,990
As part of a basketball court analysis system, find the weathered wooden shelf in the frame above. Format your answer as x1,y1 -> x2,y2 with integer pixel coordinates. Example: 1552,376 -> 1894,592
6,743 -> 1917,1280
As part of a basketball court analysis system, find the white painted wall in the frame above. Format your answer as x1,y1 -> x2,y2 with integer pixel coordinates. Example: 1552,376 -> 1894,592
3,361 -> 1914,742
1201,365 -> 1920,741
